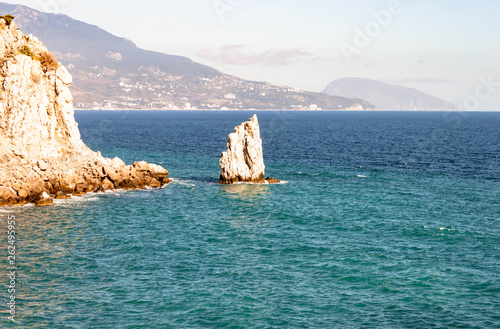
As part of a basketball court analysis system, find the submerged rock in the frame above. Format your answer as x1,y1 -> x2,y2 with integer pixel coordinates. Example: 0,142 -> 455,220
265,177 -> 281,184
0,20 -> 171,206
35,192 -> 53,207
219,115 -> 279,184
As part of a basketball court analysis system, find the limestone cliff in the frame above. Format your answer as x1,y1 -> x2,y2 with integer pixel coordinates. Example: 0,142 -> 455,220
219,115 -> 279,184
0,18 -> 170,206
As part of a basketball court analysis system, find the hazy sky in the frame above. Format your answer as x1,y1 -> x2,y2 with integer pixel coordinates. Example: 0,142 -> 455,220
4,0 -> 500,109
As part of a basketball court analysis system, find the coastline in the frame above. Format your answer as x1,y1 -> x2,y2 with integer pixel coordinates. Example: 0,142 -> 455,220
0,20 -> 171,207
73,108 -> 499,112
0,155 -> 171,207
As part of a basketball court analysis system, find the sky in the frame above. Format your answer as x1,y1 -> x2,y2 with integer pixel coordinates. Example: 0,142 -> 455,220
3,0 -> 500,109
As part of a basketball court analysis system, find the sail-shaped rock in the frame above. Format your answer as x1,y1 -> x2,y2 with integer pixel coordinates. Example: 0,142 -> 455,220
220,115 -> 279,184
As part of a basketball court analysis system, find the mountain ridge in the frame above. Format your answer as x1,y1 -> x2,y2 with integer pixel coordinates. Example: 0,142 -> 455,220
322,77 -> 456,111
0,3 -> 374,111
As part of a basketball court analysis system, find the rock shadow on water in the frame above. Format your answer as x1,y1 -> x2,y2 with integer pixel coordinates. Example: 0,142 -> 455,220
219,182 -> 272,201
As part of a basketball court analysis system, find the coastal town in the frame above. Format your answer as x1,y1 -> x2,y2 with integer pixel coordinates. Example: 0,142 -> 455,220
70,64 -> 356,111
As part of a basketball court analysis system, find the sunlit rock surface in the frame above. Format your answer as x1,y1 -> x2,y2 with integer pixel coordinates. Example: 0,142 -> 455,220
0,19 -> 170,206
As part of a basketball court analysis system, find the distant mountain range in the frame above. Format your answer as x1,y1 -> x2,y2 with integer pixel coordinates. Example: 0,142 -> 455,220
322,78 -> 456,111
0,3 -> 374,111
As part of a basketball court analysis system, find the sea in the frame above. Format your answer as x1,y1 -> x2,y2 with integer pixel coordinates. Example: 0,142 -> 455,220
0,111 -> 499,328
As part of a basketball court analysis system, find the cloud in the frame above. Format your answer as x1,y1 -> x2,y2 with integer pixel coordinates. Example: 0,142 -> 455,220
196,45 -> 312,66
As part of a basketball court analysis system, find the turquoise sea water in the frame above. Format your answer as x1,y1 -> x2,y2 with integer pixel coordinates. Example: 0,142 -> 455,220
1,111 -> 499,328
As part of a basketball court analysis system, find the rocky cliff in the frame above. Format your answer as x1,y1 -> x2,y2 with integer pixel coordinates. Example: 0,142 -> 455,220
0,18 -> 170,206
219,115 -> 279,184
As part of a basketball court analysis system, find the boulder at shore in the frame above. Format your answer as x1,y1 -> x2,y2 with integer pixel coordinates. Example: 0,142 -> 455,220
219,115 -> 279,184
0,18 -> 170,206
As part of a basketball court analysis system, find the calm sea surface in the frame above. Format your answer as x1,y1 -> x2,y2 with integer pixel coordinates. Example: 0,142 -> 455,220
1,111 -> 499,328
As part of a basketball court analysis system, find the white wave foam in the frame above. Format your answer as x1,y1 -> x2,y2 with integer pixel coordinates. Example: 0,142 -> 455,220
296,172 -> 318,176
52,193 -> 102,206
226,180 -> 289,185
170,178 -> 196,188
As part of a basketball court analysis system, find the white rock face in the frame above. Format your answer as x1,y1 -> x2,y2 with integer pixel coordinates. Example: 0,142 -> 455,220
0,20 -> 171,206
219,114 -> 265,184
0,21 -> 86,160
